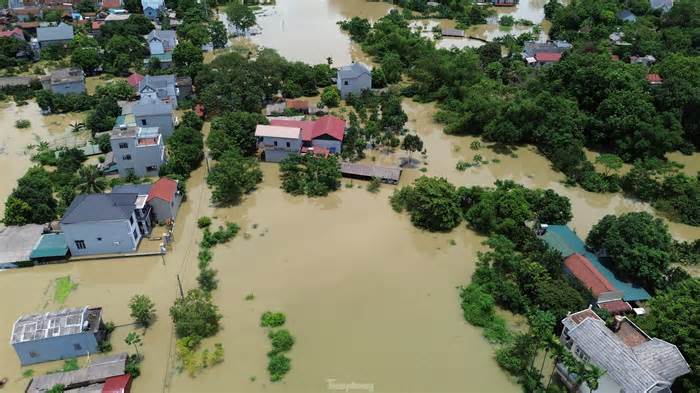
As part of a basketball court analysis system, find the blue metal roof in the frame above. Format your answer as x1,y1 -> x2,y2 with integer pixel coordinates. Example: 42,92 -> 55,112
541,225 -> 651,301
30,233 -> 68,259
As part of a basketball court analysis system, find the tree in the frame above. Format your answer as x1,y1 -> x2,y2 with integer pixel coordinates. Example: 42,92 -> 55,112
320,86 -> 340,107
161,123 -> 204,178
586,212 -> 673,291
129,294 -> 156,328
172,41 -> 203,77
178,22 -> 211,47
3,196 -> 32,225
225,1 -> 256,31
637,278 -> 700,392
71,47 -> 101,74
170,288 -> 222,339
390,176 -> 462,232
210,20 -> 228,49
279,154 -> 341,197
595,154 -> 623,176
4,167 -> 57,225
124,332 -> 142,358
400,134 -> 423,167
207,111 -> 268,159
206,148 -> 262,205
76,165 -> 107,194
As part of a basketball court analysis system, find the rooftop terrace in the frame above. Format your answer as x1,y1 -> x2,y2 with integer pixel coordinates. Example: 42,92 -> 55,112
12,307 -> 102,344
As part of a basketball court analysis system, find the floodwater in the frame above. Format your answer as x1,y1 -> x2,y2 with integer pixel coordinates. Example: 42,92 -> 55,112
0,101 -> 87,217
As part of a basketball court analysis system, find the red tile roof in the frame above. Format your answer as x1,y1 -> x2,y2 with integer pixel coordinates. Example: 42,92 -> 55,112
301,146 -> 330,157
0,28 -> 24,40
270,115 -> 345,142
147,177 -> 178,203
610,54 -> 620,61
565,253 -> 616,297
646,73 -> 663,83
568,308 -> 602,325
599,300 -> 633,314
286,99 -> 309,110
535,52 -> 562,62
92,20 -> 105,30
126,72 -> 143,88
102,374 -> 131,393
101,0 -> 122,9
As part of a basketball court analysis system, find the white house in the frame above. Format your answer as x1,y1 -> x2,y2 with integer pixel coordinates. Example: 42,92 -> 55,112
255,124 -> 302,162
110,126 -> 165,177
557,308 -> 690,393
146,29 -> 177,55
336,62 -> 372,99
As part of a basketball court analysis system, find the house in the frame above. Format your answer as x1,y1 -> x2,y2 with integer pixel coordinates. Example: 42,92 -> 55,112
522,40 -> 571,66
110,125 -> 165,177
650,0 -> 673,12
631,54 -> 656,66
609,31 -> 631,46
132,98 -> 175,138
36,22 -> 74,49
539,225 -> 651,313
557,308 -> 690,393
11,306 -> 107,366
270,114 -> 346,154
126,72 -> 144,88
336,62 -> 372,99
0,224 -> 44,269
0,27 -> 26,41
45,67 -> 85,95
141,0 -> 164,20
61,192 -> 152,255
100,0 -> 122,9
146,177 -> 182,222
646,73 -> 663,85
255,124 -> 303,162
146,29 -> 177,55
104,13 -> 130,22
112,177 -> 182,223
617,9 -> 637,22
138,74 -> 178,108
26,352 -> 129,393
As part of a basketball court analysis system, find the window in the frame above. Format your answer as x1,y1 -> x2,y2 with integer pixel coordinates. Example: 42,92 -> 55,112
146,165 -> 158,172
73,343 -> 82,351
75,240 -> 86,250
273,141 -> 278,147
119,142 -> 128,149
141,119 -> 147,126
129,216 -> 134,225
344,81 -> 349,85
132,228 -> 138,241
29,351 -> 38,358
122,154 -> 132,161
574,346 -> 590,362
97,237 -> 102,241
286,141 -> 290,148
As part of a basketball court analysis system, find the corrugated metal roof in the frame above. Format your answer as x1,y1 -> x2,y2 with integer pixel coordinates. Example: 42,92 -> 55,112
540,225 -> 651,301
61,194 -> 137,224
29,233 -> 68,259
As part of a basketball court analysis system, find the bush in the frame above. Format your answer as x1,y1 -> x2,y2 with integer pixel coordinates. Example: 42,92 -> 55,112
267,353 -> 291,382
261,311 -> 286,328
367,177 -> 381,193
15,119 -> 30,128
280,154 -> 342,197
268,329 -> 295,355
170,289 -> 222,339
390,176 -> 462,232
197,216 -> 212,228
459,284 -> 496,327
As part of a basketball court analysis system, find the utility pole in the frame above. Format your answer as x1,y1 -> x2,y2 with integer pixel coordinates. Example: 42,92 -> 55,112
176,274 -> 184,299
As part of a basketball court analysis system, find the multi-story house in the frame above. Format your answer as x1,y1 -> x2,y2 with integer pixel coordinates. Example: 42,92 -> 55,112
110,126 -> 165,177
11,306 -> 107,365
558,308 -> 690,393
61,192 -> 152,255
138,74 -> 178,108
270,115 -> 346,154
336,62 -> 372,99
132,98 -> 175,138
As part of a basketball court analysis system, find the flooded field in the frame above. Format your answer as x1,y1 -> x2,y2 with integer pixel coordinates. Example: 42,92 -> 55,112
0,101 -> 87,216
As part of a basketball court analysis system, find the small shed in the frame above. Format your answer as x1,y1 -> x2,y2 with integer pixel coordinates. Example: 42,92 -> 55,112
340,162 -> 402,184
30,233 -> 68,261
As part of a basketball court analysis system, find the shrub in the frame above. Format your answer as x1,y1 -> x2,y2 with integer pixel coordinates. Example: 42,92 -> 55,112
367,177 -> 381,193
267,353 -> 291,382
261,311 -> 286,328
268,329 -> 295,355
15,119 -> 31,128
197,216 -> 212,228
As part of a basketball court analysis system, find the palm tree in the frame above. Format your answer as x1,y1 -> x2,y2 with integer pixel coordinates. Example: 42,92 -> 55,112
70,122 -> 85,133
76,165 -> 107,194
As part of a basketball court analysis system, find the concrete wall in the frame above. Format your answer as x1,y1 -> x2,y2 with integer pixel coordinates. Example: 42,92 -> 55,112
337,73 -> 371,99
135,113 -> 174,138
111,137 -> 165,177
51,81 -> 85,95
63,217 -> 141,256
150,193 -> 181,223
312,138 -> 342,154
14,331 -> 100,365
259,135 -> 302,162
